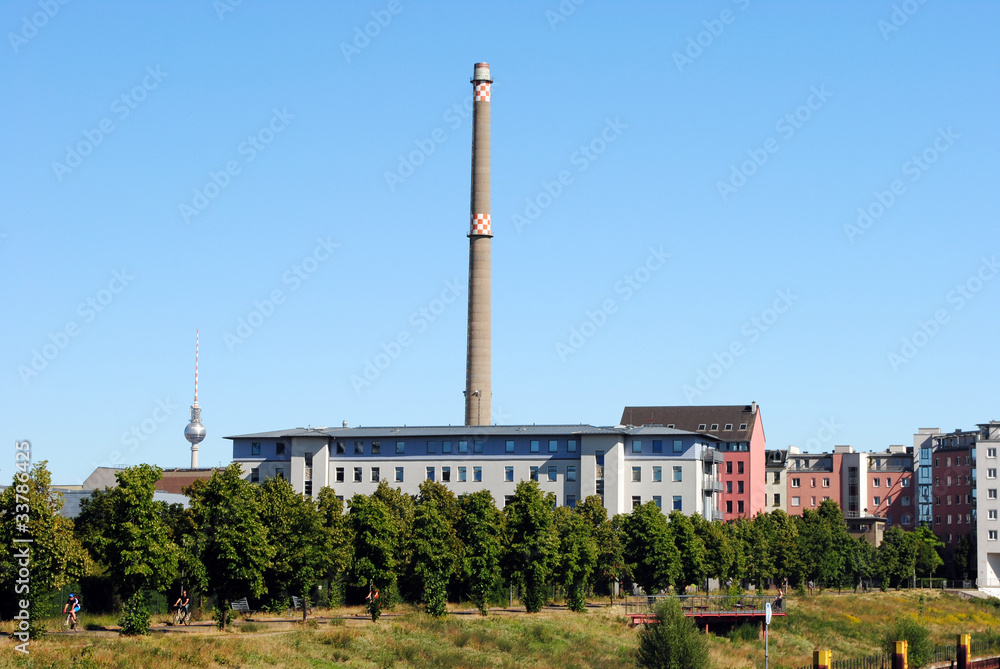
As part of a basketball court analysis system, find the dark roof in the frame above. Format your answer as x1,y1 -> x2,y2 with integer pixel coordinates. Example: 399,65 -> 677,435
226,424 -> 717,441
620,405 -> 760,442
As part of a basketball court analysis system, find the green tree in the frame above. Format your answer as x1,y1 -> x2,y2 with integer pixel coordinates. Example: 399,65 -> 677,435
89,465 -> 179,634
348,492 -> 399,603
768,510 -> 803,587
504,480 -> 558,613
668,511 -> 706,593
186,464 -> 275,629
578,497 -> 628,601
255,476 -> 329,621
912,525 -> 944,578
317,487 -> 354,604
693,514 -> 735,585
635,596 -> 710,669
455,490 -> 504,615
883,616 -> 933,668
554,506 -> 598,612
0,461 -> 93,638
411,492 -> 457,616
621,502 -> 680,594
877,526 -> 917,589
370,480 -> 414,604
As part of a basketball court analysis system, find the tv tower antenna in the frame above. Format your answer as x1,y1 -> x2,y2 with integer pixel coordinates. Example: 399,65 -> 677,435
184,329 -> 206,468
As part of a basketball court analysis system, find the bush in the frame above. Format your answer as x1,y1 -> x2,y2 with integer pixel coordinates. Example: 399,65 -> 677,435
728,623 -> 759,643
118,593 -> 151,636
636,597 -> 710,669
213,605 -> 235,630
883,616 -> 933,669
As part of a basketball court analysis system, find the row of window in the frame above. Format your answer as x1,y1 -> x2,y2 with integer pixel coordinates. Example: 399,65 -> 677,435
934,513 -> 972,525
934,475 -> 972,486
934,494 -> 973,505
631,495 -> 684,511
249,438 -> 590,457
631,466 -> 683,483
695,422 -> 748,431
725,461 -> 745,475
933,455 -> 973,467
725,500 -> 745,514
631,439 -> 684,454
790,495 -> 829,507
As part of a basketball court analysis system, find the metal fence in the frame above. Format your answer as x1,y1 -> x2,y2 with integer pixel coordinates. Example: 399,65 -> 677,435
792,639 -> 1000,669
624,594 -> 783,616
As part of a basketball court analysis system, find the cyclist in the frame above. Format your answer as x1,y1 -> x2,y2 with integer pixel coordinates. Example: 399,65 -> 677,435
63,593 -> 81,629
173,590 -> 191,624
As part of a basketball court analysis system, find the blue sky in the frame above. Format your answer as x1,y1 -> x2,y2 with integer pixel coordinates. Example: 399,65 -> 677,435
3,1 -> 997,485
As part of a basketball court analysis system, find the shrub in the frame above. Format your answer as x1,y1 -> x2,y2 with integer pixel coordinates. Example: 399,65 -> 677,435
728,622 -> 759,643
883,616 -> 933,669
118,593 -> 151,636
636,597 -> 710,669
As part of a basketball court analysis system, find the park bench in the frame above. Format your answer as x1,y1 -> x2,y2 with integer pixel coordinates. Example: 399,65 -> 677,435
231,597 -> 255,618
291,596 -> 311,614
627,614 -> 658,627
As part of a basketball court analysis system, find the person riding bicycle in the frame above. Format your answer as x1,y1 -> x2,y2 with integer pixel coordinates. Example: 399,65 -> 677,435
173,590 -> 191,622
63,593 -> 81,628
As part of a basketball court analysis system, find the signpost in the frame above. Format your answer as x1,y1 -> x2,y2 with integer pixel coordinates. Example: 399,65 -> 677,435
765,602 -> 772,669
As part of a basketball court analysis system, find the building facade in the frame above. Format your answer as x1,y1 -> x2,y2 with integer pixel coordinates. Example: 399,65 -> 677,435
977,422 -> 1000,592
228,424 -> 725,519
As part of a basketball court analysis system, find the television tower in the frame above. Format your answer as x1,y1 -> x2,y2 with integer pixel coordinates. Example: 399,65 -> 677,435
184,330 -> 206,468
464,62 -> 492,426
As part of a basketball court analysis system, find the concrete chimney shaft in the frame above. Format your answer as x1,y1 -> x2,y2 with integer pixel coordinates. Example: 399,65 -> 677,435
465,62 -> 492,426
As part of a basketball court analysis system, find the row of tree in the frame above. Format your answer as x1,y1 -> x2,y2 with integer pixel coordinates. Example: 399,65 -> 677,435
0,462 -> 951,634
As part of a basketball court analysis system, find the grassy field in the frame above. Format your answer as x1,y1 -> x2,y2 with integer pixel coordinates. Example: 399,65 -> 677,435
2,590 -> 999,668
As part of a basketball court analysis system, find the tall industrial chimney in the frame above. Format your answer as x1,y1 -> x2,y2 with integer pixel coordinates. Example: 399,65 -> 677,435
465,62 -> 492,426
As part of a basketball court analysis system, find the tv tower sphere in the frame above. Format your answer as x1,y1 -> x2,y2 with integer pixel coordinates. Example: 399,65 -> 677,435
185,330 -> 205,468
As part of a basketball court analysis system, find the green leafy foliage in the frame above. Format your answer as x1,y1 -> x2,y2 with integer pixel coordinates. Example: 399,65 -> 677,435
554,506 -> 597,612
504,481 -> 558,613
118,592 -> 151,636
636,596 -> 710,669
348,492 -> 399,598
456,490 -> 505,615
883,616 -> 933,668
412,483 -> 460,616
621,501 -> 680,594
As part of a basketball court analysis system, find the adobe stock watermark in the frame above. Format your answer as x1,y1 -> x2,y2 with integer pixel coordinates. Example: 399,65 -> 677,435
683,288 -> 798,402
545,0 -> 585,30
340,0 -> 404,63
52,66 -> 168,183
798,417 -> 843,451
384,83 -> 502,192
8,0 -> 70,54
556,246 -> 669,362
224,236 -> 338,351
213,0 -> 244,20
179,107 -> 294,223
17,269 -> 134,385
887,255 -> 997,372
843,127 -> 958,243
512,117 -> 628,234
12,440 -> 33,654
351,278 -> 464,394
878,0 -> 930,40
103,398 -> 178,468
717,85 -> 832,201
672,0 -> 751,73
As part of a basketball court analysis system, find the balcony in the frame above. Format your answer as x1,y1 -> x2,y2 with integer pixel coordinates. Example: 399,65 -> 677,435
703,475 -> 723,492
711,509 -> 725,521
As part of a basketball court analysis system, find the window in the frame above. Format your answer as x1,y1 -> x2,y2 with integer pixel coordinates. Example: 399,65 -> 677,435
336,441 -> 346,455
276,442 -> 286,455
774,493 -> 781,506
396,441 -> 405,454
596,450 -> 604,466
727,481 -> 733,494
371,441 -> 381,455
947,515 -> 952,525
989,448 -> 998,458
726,462 -> 733,475
710,424 -> 719,430
274,467 -> 284,480
902,515 -> 911,525
673,495 -> 683,511
501,440 -> 513,454
737,500 -> 744,513
548,465 -> 557,482
667,424 -> 674,429
354,467 -> 362,483
673,440 -> 683,453
737,481 -> 744,494
653,466 -> 662,482
739,423 -> 748,430
474,440 -> 483,454
251,442 -> 261,455
530,440 -> 539,453
810,478 -> 816,488
442,467 -> 451,482
885,478 -> 891,487
549,440 -> 558,453
505,466 -> 514,482
947,496 -> 952,505
568,439 -> 578,453
355,441 -> 364,455
990,469 -> 998,479
566,495 -> 576,508
530,466 -> 539,482
698,423 -> 707,430
727,500 -> 733,513
901,478 -> 910,487
653,495 -> 662,509
737,461 -> 744,474
504,495 -> 513,507
874,496 -> 881,506
823,478 -> 830,488
632,496 -> 642,510
395,466 -> 404,482
934,457 -> 940,467
991,489 -> 998,500
792,496 -> 801,507
935,496 -> 941,505
336,467 -> 344,483
458,467 -> 467,482
990,509 -> 998,520
473,466 -> 482,482
652,440 -> 662,453
873,478 -> 880,488
773,471 -> 781,483
426,467 -> 435,482
810,497 -> 816,506
724,423 -> 733,430
426,441 -> 437,454
935,515 -> 941,525
946,457 -> 952,467
443,441 -> 452,454
632,467 -> 641,482
566,466 -> 577,482
792,478 -> 800,488
459,441 -> 468,454
990,530 -> 998,541
250,468 -> 260,483
673,466 -> 682,482
371,467 -> 380,483
902,496 -> 910,506
632,440 -> 642,453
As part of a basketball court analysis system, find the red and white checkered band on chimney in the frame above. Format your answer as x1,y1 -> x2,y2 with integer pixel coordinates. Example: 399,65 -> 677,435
474,82 -> 491,102
470,213 -> 491,236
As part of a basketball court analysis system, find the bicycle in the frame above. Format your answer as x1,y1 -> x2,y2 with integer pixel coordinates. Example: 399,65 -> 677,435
63,610 -> 78,630
173,606 -> 191,626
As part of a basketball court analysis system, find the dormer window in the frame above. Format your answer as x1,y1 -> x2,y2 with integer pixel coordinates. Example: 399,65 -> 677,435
698,424 -> 706,430
739,423 -> 748,430
724,424 -> 733,430
710,424 -> 719,430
